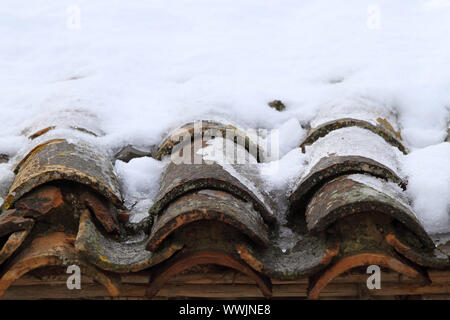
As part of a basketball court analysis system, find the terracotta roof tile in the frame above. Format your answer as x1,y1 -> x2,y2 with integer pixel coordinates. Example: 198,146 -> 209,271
0,117 -> 449,300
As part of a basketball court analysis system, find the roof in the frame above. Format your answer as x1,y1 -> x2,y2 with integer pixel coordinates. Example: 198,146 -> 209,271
0,114 -> 449,300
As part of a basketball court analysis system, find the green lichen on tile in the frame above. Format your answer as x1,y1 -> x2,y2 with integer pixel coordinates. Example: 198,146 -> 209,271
305,175 -> 434,249
148,190 -> 269,251
289,155 -> 405,220
8,139 -> 123,208
149,161 -> 274,224
75,210 -> 182,273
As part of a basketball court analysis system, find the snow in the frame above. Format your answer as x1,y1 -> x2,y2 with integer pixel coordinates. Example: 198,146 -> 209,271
302,126 -> 404,178
309,96 -> 399,130
0,163 -> 15,204
0,0 -> 449,233
260,148 -> 307,193
259,148 -> 307,223
114,156 -> 166,222
401,143 -> 450,234
274,118 -> 306,159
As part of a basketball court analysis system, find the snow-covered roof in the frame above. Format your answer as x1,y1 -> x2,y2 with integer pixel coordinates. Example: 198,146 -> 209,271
0,0 -> 449,300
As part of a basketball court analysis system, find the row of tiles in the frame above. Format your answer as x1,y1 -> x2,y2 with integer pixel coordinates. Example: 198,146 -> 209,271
0,114 -> 448,299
